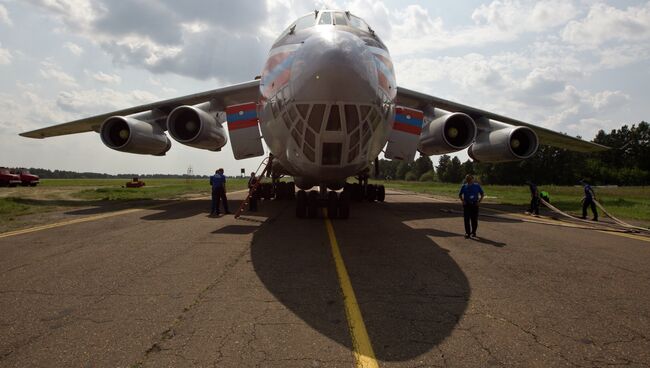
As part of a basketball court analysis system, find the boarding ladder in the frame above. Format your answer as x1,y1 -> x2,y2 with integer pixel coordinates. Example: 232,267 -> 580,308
234,156 -> 272,219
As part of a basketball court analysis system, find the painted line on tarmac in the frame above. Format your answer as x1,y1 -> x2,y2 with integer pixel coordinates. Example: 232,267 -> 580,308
598,230 -> 650,243
0,189 -> 250,239
323,210 -> 379,368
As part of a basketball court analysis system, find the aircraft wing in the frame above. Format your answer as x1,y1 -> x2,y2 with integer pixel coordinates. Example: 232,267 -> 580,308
20,80 -> 260,139
396,86 -> 608,152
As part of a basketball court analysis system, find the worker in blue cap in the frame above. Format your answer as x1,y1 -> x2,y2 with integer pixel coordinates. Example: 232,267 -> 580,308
579,179 -> 598,221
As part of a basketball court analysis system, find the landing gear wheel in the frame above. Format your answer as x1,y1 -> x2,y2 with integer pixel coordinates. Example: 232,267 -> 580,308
288,182 -> 295,200
377,185 -> 385,202
352,183 -> 363,202
296,190 -> 307,218
307,190 -> 319,218
275,182 -> 286,200
327,191 -> 338,219
366,184 -> 377,202
338,190 -> 350,219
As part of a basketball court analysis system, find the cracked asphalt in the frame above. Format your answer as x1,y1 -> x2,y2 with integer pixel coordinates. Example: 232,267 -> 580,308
0,190 -> 649,367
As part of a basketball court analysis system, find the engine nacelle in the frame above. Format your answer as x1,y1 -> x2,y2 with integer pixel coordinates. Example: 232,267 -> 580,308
469,124 -> 539,162
100,116 -> 171,156
167,105 -> 227,151
418,111 -> 477,155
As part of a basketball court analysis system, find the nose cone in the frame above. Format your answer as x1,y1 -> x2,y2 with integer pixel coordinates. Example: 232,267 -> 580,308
292,29 -> 379,102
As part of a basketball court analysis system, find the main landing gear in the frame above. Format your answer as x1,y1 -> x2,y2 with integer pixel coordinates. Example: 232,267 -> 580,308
294,182 -> 385,219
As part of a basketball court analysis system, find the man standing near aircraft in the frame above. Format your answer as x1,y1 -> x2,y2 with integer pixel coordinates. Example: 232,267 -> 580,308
580,180 -> 598,221
526,180 -> 540,216
210,168 -> 230,216
459,175 -> 484,238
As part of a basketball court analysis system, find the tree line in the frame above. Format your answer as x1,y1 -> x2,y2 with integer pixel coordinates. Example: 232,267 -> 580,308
4,168 -> 210,179
378,121 -> 649,186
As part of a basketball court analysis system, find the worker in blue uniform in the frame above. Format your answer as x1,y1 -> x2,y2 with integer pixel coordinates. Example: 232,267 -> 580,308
459,174 -> 485,238
580,180 -> 598,221
210,168 -> 230,216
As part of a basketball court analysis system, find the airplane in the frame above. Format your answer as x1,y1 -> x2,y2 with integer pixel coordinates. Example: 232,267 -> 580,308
20,10 -> 607,219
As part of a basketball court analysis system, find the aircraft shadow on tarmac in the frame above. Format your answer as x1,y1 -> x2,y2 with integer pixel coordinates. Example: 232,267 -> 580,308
248,198 -> 481,362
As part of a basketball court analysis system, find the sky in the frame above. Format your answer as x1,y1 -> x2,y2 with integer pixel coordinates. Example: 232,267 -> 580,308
0,0 -> 648,176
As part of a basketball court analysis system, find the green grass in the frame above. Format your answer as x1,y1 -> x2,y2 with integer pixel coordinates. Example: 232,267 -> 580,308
0,178 -> 250,228
0,197 -> 34,222
374,180 -> 650,225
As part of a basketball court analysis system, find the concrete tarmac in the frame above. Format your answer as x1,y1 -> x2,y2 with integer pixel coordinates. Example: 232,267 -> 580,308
0,190 -> 649,367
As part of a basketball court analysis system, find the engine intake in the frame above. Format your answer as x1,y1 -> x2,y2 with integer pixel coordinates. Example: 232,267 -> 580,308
469,125 -> 538,162
100,116 -> 171,156
418,112 -> 477,155
167,105 -> 227,151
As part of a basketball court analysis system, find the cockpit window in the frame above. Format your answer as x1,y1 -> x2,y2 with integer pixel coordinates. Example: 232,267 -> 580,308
348,15 -> 369,31
334,12 -> 348,26
318,12 -> 332,25
294,14 -> 316,31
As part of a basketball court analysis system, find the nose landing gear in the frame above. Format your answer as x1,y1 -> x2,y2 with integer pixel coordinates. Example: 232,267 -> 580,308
295,186 -> 351,219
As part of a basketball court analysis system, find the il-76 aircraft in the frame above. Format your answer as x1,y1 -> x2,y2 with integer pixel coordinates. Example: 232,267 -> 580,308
21,10 -> 607,218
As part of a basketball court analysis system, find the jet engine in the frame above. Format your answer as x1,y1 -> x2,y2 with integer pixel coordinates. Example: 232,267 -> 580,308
167,105 -> 227,151
100,116 -> 171,156
418,111 -> 477,155
468,124 -> 539,162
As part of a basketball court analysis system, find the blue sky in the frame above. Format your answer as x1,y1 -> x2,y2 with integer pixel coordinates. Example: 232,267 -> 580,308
0,0 -> 648,175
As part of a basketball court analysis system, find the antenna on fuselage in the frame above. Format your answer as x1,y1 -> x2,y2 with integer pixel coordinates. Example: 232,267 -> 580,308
314,10 -> 319,18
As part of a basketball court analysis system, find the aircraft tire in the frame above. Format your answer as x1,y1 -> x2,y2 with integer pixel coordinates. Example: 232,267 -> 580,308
353,183 -> 363,201
366,184 -> 377,202
377,185 -> 385,202
327,191 -> 338,219
288,182 -> 295,200
296,190 -> 307,218
338,191 -> 350,219
307,190 -> 319,218
276,182 -> 286,200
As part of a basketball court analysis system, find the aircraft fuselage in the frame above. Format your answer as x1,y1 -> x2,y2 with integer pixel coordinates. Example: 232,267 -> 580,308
258,12 -> 396,189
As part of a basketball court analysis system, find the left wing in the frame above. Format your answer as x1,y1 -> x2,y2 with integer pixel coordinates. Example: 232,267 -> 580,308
20,80 -> 260,138
396,86 -> 608,152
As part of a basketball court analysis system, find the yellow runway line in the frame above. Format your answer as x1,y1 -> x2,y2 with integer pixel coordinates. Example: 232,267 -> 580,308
599,230 -> 650,243
323,210 -> 379,368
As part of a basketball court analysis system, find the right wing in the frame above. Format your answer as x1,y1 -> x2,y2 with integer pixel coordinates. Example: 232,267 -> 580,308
396,86 -> 608,152
20,80 -> 260,139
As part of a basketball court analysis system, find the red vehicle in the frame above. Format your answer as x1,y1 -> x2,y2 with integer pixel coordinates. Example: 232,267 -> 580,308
0,168 -> 21,187
125,177 -> 146,188
16,170 -> 40,186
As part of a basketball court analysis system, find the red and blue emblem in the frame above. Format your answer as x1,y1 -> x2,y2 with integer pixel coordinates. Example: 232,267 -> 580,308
226,103 -> 258,131
393,107 -> 423,135
260,45 -> 300,99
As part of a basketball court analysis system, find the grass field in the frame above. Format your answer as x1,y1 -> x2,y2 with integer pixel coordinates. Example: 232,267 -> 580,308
0,178 -> 249,225
374,180 -> 650,224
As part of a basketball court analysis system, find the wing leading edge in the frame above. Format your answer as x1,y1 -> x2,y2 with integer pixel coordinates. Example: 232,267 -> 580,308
20,80 -> 261,139
396,86 -> 608,152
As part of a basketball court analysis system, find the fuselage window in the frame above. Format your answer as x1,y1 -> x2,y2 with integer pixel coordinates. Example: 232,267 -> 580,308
294,14 -> 316,31
326,105 -> 342,131
322,142 -> 342,165
308,104 -> 325,132
348,15 -> 368,31
334,12 -> 348,26
318,12 -> 332,25
344,105 -> 360,133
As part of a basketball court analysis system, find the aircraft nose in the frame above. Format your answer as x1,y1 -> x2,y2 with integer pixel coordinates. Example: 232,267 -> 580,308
292,29 -> 379,102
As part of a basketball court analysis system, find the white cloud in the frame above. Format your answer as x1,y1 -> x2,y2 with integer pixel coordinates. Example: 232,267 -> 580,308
0,44 -> 12,65
64,42 -> 84,56
562,3 -> 650,48
472,0 -> 578,33
56,88 -> 159,114
86,70 -> 122,84
0,4 -> 13,26
39,61 -> 78,86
